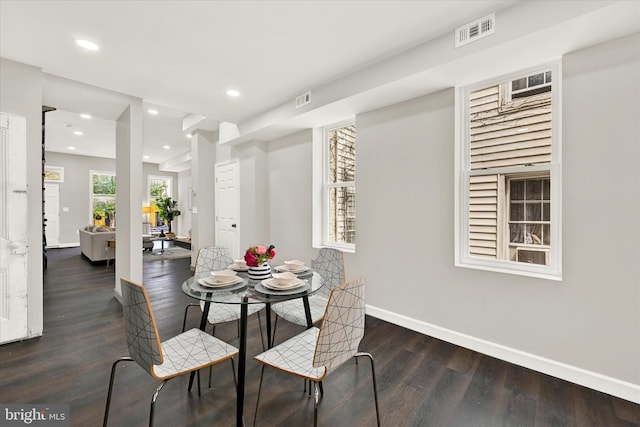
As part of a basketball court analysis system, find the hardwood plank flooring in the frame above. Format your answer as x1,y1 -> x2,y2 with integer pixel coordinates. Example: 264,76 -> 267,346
0,247 -> 638,426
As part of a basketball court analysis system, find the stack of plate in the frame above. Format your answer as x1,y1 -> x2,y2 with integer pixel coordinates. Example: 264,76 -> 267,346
262,277 -> 303,290
198,271 -> 243,288
274,264 -> 309,273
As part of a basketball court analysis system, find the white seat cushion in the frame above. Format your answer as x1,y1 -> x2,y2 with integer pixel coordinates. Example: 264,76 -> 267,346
152,328 -> 238,380
253,327 -> 326,381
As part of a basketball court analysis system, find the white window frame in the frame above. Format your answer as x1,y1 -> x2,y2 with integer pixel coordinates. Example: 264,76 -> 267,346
312,119 -> 356,253
455,61 -> 562,280
89,170 -> 116,225
147,175 -> 172,206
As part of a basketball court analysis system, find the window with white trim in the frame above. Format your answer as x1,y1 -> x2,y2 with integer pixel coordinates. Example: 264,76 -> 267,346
148,175 -> 171,206
455,62 -> 561,280
90,171 -> 116,228
323,121 -> 356,250
147,175 -> 172,231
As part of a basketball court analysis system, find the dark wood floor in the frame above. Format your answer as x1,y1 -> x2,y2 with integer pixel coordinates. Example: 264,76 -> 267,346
0,247 -> 637,427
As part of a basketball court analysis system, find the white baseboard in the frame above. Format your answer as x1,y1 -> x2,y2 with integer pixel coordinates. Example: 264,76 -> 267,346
366,304 -> 640,404
46,243 -> 80,249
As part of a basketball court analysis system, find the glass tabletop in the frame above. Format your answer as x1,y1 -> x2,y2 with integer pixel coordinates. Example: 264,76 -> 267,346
181,270 -> 324,304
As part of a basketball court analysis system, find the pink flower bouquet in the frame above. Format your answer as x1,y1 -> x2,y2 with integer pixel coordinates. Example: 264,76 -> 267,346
244,244 -> 276,267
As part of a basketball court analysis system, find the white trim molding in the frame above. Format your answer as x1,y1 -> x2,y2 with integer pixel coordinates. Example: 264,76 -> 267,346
366,304 -> 640,404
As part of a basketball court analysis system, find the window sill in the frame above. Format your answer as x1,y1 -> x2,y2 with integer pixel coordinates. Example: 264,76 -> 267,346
314,243 -> 355,254
455,257 -> 562,281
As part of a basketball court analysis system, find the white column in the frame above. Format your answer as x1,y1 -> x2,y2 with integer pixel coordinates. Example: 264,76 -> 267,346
190,129 -> 216,266
114,101 -> 143,299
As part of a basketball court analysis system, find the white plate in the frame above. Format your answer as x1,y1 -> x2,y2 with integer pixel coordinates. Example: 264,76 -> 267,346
227,264 -> 249,272
262,278 -> 304,290
192,279 -> 246,293
199,276 -> 243,288
274,264 -> 309,273
254,282 -> 310,296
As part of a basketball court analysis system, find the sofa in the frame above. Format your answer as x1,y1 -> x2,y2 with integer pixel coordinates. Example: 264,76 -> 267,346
79,226 -> 115,262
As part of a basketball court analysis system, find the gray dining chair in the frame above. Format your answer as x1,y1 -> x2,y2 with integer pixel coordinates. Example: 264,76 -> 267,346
253,277 -> 380,426
103,278 -> 238,427
270,247 -> 345,345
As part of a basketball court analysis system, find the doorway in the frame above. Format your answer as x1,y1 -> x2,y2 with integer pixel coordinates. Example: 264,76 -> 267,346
44,182 -> 60,247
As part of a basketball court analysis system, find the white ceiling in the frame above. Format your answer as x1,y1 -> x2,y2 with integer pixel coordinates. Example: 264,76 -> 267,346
0,0 -> 517,164
1,1 -> 638,168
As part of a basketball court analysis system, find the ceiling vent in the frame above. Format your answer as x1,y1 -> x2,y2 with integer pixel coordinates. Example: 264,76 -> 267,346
295,91 -> 311,109
455,13 -> 495,48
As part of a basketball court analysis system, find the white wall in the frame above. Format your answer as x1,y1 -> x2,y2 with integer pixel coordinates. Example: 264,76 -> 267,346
267,131 -> 315,263
44,152 -> 178,245
0,58 -> 44,338
266,34 -> 640,401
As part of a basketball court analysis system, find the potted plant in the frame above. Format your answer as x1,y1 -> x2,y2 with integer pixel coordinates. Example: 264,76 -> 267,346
155,196 -> 181,238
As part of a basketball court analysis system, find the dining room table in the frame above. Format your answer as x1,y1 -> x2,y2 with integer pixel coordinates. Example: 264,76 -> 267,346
181,266 -> 324,426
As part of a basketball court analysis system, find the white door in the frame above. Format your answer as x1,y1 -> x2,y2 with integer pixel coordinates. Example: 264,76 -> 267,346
215,160 -> 240,258
44,183 -> 60,247
0,113 -> 29,344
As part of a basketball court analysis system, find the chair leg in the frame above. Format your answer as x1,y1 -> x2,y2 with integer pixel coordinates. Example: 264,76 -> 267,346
257,311 -> 266,351
252,365 -> 267,427
149,380 -> 168,427
189,369 -> 202,395
356,352 -> 381,427
103,357 -> 133,427
182,303 -> 199,332
313,381 -> 320,427
208,325 -> 217,388
271,315 -> 279,347
231,358 -> 238,390
197,369 -> 201,397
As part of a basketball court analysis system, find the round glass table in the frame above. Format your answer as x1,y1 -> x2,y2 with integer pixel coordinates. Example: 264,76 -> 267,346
182,270 -> 324,426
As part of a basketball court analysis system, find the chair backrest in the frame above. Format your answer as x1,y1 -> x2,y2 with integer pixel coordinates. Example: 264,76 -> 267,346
313,277 -> 365,375
311,248 -> 345,297
194,247 -> 233,275
120,278 -> 164,374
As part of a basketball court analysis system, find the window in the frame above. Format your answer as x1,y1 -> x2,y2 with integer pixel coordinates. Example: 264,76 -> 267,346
91,171 -> 116,228
147,175 -> 172,231
314,121 -> 356,251
455,62 -> 561,279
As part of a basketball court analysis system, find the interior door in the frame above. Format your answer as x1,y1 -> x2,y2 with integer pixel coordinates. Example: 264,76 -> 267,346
44,182 -> 60,247
215,160 -> 240,258
0,112 -> 29,344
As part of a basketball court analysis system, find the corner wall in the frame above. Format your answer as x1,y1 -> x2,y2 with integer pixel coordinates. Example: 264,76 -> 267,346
266,34 -> 640,401
0,58 -> 44,338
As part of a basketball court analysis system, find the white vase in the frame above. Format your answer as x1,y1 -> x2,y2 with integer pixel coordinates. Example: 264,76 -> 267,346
248,263 -> 272,281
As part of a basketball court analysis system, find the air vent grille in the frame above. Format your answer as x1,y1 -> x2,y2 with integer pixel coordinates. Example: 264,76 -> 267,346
455,13 -> 495,48
295,91 -> 311,108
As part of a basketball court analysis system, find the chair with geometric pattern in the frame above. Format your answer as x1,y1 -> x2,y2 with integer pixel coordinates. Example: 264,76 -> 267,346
182,247 -> 266,338
253,277 -> 380,427
270,247 -> 345,345
103,278 -> 239,427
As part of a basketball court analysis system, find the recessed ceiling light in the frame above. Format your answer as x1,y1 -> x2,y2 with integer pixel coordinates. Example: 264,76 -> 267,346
75,39 -> 99,51
186,133 -> 192,139
73,131 -> 83,136
67,146 -> 76,150
148,109 -> 159,115
226,89 -> 240,97
163,145 -> 171,150
80,113 -> 92,119
143,155 -> 150,160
